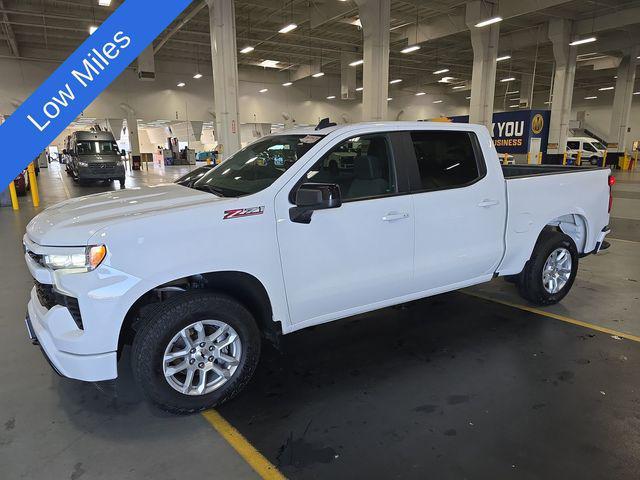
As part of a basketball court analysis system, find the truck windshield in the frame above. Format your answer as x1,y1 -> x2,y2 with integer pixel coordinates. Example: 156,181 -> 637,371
76,140 -> 120,155
193,134 -> 324,197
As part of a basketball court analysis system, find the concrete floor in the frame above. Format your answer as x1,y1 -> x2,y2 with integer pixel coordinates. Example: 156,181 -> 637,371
0,163 -> 639,479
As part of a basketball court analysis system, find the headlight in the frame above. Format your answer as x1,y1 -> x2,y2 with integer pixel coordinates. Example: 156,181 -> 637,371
77,161 -> 89,167
43,245 -> 107,271
116,159 -> 124,166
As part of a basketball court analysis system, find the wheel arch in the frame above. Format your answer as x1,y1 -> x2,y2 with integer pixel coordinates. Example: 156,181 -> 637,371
118,270 -> 280,357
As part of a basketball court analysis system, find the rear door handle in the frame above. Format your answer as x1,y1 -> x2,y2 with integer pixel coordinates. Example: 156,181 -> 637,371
477,199 -> 499,208
382,212 -> 410,222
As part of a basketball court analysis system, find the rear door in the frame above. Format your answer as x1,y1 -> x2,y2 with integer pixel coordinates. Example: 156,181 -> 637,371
274,132 -> 415,326
405,129 -> 507,292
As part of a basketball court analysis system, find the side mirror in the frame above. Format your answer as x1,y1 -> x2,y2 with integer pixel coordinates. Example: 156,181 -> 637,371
121,149 -> 127,157
290,183 -> 341,224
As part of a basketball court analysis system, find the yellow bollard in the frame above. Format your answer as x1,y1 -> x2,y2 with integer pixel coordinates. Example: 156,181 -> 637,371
206,157 -> 212,165
8,181 -> 19,211
27,162 -> 40,208
527,152 -> 531,164
562,152 -> 567,165
537,152 -> 542,164
602,151 -> 607,168
576,151 -> 582,166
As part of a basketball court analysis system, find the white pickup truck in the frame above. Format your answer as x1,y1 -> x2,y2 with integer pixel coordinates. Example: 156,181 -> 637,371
22,121 -> 613,413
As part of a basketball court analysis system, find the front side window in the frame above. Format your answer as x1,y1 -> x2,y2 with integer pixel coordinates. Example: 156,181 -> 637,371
303,134 -> 396,201
411,131 -> 480,190
194,134 -> 323,197
583,142 -> 597,152
593,141 -> 606,150
76,140 -> 119,155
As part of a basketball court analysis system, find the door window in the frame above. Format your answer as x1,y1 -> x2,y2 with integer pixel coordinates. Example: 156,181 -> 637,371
410,131 -> 481,190
303,134 -> 396,200
583,142 -> 597,152
567,141 -> 580,150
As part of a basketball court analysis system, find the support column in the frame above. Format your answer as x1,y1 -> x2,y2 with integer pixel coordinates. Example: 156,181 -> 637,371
207,0 -> 241,157
354,0 -> 390,121
547,19 -> 577,160
465,0 -> 499,129
125,113 -> 141,170
608,47 -> 639,156
519,73 -> 534,108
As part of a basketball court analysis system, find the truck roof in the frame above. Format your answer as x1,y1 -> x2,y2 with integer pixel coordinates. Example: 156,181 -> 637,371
72,131 -> 117,141
281,121 -> 485,137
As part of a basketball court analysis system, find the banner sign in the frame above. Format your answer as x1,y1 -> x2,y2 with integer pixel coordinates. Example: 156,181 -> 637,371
443,110 -> 551,155
0,0 -> 192,188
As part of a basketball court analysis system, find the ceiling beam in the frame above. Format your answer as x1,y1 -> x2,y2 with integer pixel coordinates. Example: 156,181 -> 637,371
0,0 -> 19,57
575,6 -> 640,36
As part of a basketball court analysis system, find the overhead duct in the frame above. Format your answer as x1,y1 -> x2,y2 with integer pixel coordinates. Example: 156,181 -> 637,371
137,45 -> 156,81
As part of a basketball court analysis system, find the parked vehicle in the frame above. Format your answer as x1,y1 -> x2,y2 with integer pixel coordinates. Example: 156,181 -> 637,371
174,165 -> 214,187
64,131 -> 126,187
567,137 -> 607,165
22,121 -> 613,414
196,151 -> 218,163
13,171 -> 28,196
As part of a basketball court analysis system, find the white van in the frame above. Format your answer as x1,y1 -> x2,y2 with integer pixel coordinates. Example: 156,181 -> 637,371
566,137 -> 607,165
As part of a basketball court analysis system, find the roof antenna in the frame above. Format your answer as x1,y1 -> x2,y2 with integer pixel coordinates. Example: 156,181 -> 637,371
315,117 -> 336,130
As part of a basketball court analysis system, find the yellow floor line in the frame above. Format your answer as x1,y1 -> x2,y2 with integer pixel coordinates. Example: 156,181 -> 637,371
202,409 -> 287,480
464,291 -> 640,343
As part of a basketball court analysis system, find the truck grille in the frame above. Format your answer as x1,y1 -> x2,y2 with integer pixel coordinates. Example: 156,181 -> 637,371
89,162 -> 117,173
34,280 -> 84,330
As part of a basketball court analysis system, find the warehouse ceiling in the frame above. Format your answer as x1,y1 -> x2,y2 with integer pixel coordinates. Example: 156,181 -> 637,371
1,0 -> 640,108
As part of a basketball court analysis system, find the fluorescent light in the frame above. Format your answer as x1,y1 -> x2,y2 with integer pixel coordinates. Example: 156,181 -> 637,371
351,18 -> 362,27
598,86 -> 614,91
433,68 -> 449,75
240,46 -> 254,54
389,79 -> 403,84
282,82 -> 293,86
584,96 -> 598,100
438,77 -> 454,83
433,100 -> 443,104
89,25 -> 98,34
326,95 -> 336,100
496,55 -> 511,62
312,72 -> 325,78
279,23 -> 298,34
259,88 -> 268,93
98,0 -> 111,5
475,16 -> 502,28
544,101 -> 552,104
634,91 -> 640,95
415,92 -> 426,96
401,45 -> 420,54
193,73 -> 203,79
387,97 -> 392,101
349,59 -> 364,66
500,77 -> 516,82
177,82 -> 186,88
509,104 -> 519,108
508,90 -> 519,95
356,86 -> 363,91
258,60 -> 279,68
466,96 -> 471,99
569,37 -> 596,46
452,85 -> 466,90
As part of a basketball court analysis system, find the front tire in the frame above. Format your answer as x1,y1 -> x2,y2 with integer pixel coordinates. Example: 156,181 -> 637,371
131,292 -> 261,414
517,230 -> 578,305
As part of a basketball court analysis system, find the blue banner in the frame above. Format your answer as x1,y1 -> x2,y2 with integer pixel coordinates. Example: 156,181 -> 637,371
0,0 -> 193,188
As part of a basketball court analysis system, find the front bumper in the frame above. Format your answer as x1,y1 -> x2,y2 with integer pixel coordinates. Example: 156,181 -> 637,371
26,286 -> 117,381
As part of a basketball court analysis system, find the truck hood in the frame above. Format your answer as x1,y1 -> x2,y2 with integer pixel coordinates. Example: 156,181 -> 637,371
27,184 -> 229,246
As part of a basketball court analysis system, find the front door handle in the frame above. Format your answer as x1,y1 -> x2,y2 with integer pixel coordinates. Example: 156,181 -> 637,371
477,199 -> 499,208
382,212 -> 410,222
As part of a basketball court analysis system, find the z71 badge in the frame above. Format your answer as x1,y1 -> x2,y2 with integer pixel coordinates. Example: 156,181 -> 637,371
223,206 -> 265,220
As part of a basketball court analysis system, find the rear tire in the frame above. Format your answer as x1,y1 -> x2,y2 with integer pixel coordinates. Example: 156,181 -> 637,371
517,230 -> 578,305
131,292 -> 261,415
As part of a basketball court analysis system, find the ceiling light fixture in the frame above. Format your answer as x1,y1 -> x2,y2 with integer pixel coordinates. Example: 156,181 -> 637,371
282,82 -> 293,86
312,72 -> 325,78
258,60 -> 280,68
240,46 -> 254,54
598,86 -> 614,91
177,82 -> 186,88
466,96 -> 471,99
500,77 -> 516,82
349,59 -> 364,66
496,55 -> 511,62
509,104 -> 519,108
634,91 -> 640,95
279,23 -> 298,34
475,16 -> 502,28
415,92 -> 426,96
569,37 -> 596,46
508,90 -> 520,95
401,45 -> 420,54
326,95 -> 336,100
584,96 -> 598,99
356,86 -> 363,91
433,68 -> 449,75
387,97 -> 392,101
452,85 -> 466,90
193,73 -> 203,79
389,79 -> 403,84
438,77 -> 454,83
433,100 -> 443,103
259,88 -> 268,93
98,0 -> 111,6
89,25 -> 98,34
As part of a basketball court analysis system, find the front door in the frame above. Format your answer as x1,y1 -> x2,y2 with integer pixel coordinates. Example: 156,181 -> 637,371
275,133 -> 414,326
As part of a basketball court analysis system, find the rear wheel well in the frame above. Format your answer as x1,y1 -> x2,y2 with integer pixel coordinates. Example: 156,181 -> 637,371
119,271 -> 279,356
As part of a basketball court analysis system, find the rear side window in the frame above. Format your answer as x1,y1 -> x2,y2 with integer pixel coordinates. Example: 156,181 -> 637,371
410,131 -> 481,190
567,141 -> 580,150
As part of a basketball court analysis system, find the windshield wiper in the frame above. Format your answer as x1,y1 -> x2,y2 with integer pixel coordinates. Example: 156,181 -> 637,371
194,184 -> 227,197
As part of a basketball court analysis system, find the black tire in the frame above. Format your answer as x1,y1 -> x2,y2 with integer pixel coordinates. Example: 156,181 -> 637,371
589,156 -> 599,166
517,230 -> 578,306
131,292 -> 261,414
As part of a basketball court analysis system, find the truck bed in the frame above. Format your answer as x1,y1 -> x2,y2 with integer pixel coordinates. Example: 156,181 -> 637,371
501,164 -> 601,178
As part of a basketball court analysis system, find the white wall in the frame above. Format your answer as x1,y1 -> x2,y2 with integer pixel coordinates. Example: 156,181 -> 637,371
571,98 -> 640,146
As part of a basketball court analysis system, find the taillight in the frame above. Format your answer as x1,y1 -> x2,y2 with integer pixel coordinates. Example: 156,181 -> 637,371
608,175 -> 615,212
